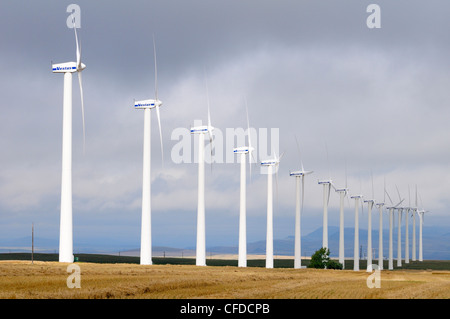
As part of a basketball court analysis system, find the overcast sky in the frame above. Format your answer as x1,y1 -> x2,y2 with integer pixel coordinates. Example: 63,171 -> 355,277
1,1 -> 449,251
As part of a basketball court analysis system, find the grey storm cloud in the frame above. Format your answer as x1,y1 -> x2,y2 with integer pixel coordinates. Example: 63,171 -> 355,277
0,0 -> 449,248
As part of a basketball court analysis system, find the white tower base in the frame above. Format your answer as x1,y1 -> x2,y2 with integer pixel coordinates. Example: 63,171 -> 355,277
140,108 -> 152,265
388,208 -> 394,270
397,209 -> 402,267
338,191 -> 345,269
294,176 -> 301,269
353,197 -> 360,271
59,72 -> 74,263
266,165 -> 273,269
196,133 -> 206,266
238,153 -> 247,268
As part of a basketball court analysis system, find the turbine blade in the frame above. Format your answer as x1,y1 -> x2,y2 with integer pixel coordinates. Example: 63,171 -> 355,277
394,198 -> 404,208
330,182 -> 337,191
77,71 -> 85,153
346,192 -> 351,208
345,160 -> 348,189
325,141 -> 330,180
205,72 -> 211,129
155,105 -> 164,165
245,98 -> 253,181
209,131 -> 213,173
275,165 -> 279,214
301,175 -> 305,215
408,184 -> 411,207
371,170 -> 374,199
294,136 -> 304,172
361,197 -> 364,216
395,184 -> 401,203
327,183 -> 331,206
204,70 -> 213,169
415,185 -> 418,208
73,18 -> 81,70
153,34 -> 158,101
394,209 -> 396,229
385,189 -> 393,205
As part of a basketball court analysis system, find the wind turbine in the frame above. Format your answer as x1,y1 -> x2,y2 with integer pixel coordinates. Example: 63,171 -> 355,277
334,166 -> 349,269
418,209 -> 426,262
289,138 -> 313,269
190,75 -> 214,267
375,178 -> 386,270
133,35 -> 164,265
350,193 -> 363,271
364,173 -> 375,272
395,186 -> 404,267
385,188 -> 404,270
52,17 -> 86,263
318,144 -> 332,249
411,185 -> 418,261
261,151 -> 283,269
233,101 -> 255,268
404,186 -> 412,264
417,193 -> 429,262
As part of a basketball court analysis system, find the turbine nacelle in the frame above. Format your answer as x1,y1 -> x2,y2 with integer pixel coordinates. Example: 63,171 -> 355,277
290,170 -> 313,177
52,62 -> 86,73
335,187 -> 348,193
261,159 -> 280,166
351,195 -> 364,199
233,146 -> 254,154
318,180 -> 332,185
190,125 -> 214,134
134,99 -> 163,109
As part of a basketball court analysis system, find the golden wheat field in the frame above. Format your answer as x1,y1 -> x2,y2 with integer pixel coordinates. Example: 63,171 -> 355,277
0,260 -> 449,299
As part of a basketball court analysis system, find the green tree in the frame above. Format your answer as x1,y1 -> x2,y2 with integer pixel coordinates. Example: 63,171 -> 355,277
308,247 -> 330,269
308,247 -> 343,270
326,259 -> 343,270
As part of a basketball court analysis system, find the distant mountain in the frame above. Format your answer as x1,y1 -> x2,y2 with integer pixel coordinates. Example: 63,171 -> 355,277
1,225 -> 449,260
207,225 -> 450,260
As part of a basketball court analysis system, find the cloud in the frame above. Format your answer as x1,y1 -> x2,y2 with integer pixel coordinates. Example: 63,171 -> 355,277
1,1 -> 449,249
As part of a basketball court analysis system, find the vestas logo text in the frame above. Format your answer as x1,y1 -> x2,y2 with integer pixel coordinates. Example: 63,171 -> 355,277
53,66 -> 76,71
135,103 -> 155,107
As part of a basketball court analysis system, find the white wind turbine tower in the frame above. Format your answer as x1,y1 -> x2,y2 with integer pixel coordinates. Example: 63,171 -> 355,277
350,193 -> 363,271
375,178 -> 386,270
404,186 -> 412,264
261,151 -> 283,269
411,185 -> 418,261
318,144 -> 332,249
190,76 -> 215,267
233,102 -> 255,268
418,209 -> 426,262
385,188 -> 404,270
417,193 -> 429,262
395,186 -> 404,267
334,168 -> 349,269
133,36 -> 164,265
289,138 -> 313,269
364,174 -> 375,272
318,178 -> 332,249
52,17 -> 86,263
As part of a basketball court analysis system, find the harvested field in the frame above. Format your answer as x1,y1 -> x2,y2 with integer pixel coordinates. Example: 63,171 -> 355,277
0,260 -> 449,299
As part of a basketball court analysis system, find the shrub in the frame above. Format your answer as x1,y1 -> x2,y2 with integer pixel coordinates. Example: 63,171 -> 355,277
326,260 -> 343,270
308,247 -> 330,269
307,247 -> 343,270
